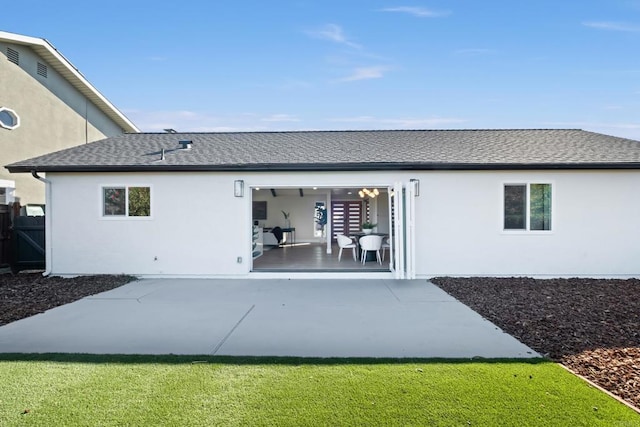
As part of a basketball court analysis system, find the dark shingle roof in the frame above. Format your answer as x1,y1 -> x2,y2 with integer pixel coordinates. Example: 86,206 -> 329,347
6,129 -> 640,173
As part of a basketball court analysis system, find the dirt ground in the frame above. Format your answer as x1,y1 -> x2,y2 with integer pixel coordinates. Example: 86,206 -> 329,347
0,273 -> 638,410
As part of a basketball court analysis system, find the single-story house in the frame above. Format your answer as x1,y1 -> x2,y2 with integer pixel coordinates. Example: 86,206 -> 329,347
5,129 -> 640,279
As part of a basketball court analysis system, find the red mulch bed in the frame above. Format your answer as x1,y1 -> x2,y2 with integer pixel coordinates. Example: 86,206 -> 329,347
432,277 -> 640,410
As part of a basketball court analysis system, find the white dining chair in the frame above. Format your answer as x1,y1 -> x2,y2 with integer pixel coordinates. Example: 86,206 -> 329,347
336,234 -> 357,262
359,235 -> 383,265
381,236 -> 391,261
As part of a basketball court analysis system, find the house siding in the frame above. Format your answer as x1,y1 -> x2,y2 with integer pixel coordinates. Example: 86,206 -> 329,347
0,41 -> 126,204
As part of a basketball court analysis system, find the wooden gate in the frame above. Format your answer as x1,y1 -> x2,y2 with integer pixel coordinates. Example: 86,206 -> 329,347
0,205 -> 10,268
331,201 -> 362,241
11,216 -> 45,272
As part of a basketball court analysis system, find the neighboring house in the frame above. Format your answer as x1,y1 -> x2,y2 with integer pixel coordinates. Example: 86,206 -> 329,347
0,30 -> 138,206
5,129 -> 640,279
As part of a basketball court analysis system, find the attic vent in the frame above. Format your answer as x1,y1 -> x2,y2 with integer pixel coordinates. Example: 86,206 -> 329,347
178,140 -> 192,150
37,62 -> 47,78
6,47 -> 18,65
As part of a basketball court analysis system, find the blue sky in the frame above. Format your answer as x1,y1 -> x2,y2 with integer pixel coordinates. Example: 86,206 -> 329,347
3,1 -> 640,139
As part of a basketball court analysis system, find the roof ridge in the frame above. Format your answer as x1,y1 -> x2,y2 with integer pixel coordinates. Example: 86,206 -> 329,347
128,128 -> 584,136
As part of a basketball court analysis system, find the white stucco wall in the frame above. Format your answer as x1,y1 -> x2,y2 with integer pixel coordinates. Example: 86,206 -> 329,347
416,170 -> 640,278
45,170 -> 640,278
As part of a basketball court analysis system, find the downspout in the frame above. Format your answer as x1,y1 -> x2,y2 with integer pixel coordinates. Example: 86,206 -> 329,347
31,171 -> 52,276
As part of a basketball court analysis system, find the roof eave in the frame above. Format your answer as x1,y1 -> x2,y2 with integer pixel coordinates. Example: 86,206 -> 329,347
8,162 -> 640,174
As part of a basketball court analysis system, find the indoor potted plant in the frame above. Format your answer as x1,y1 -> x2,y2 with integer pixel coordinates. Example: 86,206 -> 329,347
281,210 -> 291,229
361,221 -> 377,234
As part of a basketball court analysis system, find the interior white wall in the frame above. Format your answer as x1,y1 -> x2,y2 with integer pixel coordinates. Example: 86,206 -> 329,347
45,170 -> 640,278
252,188 -> 390,240
252,190 -> 330,242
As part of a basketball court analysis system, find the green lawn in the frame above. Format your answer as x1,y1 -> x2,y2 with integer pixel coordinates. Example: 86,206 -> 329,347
0,355 -> 637,426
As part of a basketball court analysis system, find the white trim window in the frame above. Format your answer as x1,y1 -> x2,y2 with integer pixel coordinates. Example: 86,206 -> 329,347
0,107 -> 20,130
102,186 -> 151,218
504,183 -> 552,231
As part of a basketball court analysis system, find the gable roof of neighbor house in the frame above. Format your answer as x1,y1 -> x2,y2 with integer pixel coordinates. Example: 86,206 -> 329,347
6,129 -> 640,173
0,31 -> 139,133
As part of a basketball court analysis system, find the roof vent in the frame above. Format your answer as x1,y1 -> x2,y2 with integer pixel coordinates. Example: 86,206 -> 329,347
178,140 -> 192,150
7,47 -> 19,65
37,62 -> 48,78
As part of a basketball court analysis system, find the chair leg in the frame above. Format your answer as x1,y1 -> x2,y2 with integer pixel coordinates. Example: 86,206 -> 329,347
338,247 -> 343,262
376,250 -> 382,265
352,247 -> 357,262
361,249 -> 366,264
381,247 -> 386,261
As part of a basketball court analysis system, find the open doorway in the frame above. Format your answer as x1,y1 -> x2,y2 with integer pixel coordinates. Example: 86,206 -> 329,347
250,186 -> 392,272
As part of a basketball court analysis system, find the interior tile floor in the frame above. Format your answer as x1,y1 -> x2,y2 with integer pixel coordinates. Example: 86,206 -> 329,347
252,242 -> 391,271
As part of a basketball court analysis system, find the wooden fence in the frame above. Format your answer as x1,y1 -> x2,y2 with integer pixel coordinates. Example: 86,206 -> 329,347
0,205 -> 46,273
0,205 -> 10,268
11,215 -> 45,272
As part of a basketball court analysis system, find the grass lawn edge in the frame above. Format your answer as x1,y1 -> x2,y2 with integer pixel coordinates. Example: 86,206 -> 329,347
558,362 -> 640,415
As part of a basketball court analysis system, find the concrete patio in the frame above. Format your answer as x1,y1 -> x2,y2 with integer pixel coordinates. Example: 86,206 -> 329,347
0,279 -> 538,358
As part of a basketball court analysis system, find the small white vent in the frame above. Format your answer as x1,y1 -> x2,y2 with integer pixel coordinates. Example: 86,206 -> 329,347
37,62 -> 47,78
6,47 -> 19,65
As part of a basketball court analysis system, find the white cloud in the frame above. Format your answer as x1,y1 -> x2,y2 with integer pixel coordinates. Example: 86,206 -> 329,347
338,66 -> 388,82
261,114 -> 301,123
125,109 -> 470,133
379,6 -> 451,17
307,24 -> 361,49
125,110 -> 305,132
329,116 -> 377,123
328,115 -> 466,128
582,21 -> 640,32
379,117 -> 467,127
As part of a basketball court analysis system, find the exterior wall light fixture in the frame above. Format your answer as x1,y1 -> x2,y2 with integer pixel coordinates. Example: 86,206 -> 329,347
410,179 -> 420,196
234,180 -> 244,197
